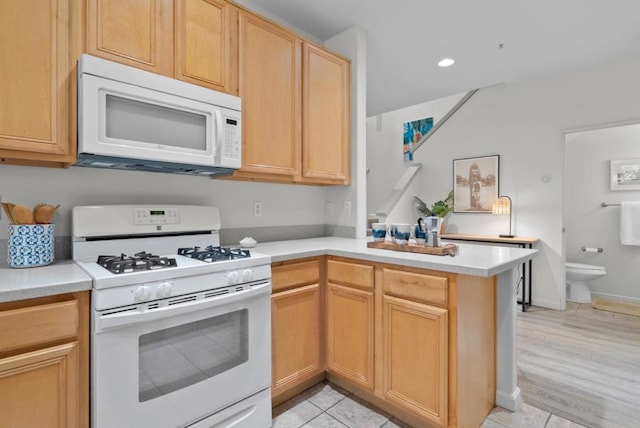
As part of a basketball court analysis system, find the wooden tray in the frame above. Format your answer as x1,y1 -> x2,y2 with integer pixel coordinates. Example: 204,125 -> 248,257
367,241 -> 449,256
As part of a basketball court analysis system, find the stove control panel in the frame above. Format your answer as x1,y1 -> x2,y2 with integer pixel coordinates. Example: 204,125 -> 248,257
134,208 -> 181,225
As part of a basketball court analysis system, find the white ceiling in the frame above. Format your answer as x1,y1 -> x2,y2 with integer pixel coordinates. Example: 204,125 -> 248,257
237,0 -> 640,116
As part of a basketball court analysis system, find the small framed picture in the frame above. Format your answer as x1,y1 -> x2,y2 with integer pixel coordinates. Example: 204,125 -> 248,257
453,155 -> 499,213
610,159 -> 640,191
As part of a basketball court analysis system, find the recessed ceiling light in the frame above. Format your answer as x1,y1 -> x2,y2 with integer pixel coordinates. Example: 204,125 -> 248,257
438,58 -> 455,67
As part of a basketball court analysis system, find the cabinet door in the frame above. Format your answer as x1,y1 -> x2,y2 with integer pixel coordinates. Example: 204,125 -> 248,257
271,284 -> 322,397
87,0 -> 173,75
174,0 -> 238,94
0,0 -> 77,160
237,12 -> 301,178
383,295 -> 448,426
301,43 -> 350,184
0,342 -> 80,428
326,283 -> 374,390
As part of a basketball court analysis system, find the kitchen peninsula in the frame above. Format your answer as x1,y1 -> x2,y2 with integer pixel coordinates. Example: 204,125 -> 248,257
257,237 -> 536,428
0,236 -> 536,428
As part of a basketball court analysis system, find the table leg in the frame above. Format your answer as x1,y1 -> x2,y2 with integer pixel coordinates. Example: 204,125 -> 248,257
528,243 -> 533,309
522,260 -> 527,311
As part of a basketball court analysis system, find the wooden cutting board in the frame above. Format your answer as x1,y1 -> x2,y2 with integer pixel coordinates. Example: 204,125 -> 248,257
367,241 -> 450,256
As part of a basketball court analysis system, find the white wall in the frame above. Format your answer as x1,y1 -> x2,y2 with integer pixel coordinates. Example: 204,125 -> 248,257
0,164 -> 325,238
325,27 -> 367,237
566,123 -> 640,303
367,55 -> 640,310
366,93 -> 465,217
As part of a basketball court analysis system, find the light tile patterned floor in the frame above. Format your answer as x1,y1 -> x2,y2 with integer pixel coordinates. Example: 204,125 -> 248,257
272,381 -> 584,428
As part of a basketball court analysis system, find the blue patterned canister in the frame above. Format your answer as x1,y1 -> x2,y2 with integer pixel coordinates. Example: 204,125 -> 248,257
8,224 -> 55,268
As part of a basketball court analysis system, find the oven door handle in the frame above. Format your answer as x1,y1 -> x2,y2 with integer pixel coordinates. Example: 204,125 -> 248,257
96,281 -> 270,331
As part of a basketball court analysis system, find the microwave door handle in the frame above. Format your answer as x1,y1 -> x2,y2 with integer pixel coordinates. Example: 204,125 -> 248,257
214,110 -> 224,158
96,281 -> 271,331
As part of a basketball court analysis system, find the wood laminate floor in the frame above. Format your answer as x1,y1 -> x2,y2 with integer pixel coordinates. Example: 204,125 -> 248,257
517,302 -> 640,428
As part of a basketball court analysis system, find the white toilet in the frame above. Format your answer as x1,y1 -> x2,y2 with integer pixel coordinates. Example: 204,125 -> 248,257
566,262 -> 607,303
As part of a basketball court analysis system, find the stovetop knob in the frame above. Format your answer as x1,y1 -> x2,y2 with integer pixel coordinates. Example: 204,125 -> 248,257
227,271 -> 240,285
134,285 -> 152,302
157,281 -> 173,298
242,269 -> 253,282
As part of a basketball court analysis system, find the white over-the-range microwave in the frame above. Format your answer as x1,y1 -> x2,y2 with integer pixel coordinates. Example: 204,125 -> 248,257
76,54 -> 241,176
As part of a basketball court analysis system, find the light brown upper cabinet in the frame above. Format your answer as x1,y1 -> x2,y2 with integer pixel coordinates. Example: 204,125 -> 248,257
235,12 -> 301,180
301,43 -> 350,184
234,11 -> 351,185
86,0 -> 173,75
174,0 -> 238,92
0,0 -> 81,166
87,0 -> 238,94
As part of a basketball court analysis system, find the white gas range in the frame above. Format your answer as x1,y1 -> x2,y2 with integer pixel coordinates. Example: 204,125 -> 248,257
72,205 -> 272,428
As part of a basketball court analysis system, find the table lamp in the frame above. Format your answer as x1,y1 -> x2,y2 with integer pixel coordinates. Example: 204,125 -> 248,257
492,195 -> 514,238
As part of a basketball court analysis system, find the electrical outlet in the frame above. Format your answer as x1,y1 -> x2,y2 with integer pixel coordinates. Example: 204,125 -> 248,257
339,201 -> 350,216
326,201 -> 334,217
253,201 -> 262,217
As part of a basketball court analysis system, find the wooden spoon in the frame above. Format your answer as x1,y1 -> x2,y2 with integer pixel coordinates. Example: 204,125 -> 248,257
11,204 -> 35,225
34,204 -> 59,224
2,203 -> 16,224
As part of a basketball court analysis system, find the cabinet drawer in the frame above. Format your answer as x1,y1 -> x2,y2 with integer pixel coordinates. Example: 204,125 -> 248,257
0,299 -> 79,353
382,268 -> 448,307
272,259 -> 320,292
327,260 -> 373,290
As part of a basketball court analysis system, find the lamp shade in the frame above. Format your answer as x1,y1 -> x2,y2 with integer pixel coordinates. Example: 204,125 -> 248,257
492,197 -> 511,215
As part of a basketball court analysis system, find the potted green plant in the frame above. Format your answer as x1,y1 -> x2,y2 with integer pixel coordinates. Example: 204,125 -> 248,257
413,191 -> 453,217
413,191 -> 454,232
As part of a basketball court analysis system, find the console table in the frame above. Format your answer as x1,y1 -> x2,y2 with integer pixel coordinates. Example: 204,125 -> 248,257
441,233 -> 539,311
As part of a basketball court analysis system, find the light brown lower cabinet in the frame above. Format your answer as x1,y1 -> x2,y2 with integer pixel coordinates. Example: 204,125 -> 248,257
0,292 -> 89,428
272,257 -> 496,428
326,282 -> 374,390
271,258 -> 325,405
383,295 -> 448,426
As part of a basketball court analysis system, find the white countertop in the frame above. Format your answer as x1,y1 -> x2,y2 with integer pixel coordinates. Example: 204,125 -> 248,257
254,237 -> 537,276
0,237 -> 537,303
0,260 -> 92,303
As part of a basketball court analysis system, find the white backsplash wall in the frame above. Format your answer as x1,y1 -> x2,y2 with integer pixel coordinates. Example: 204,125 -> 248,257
367,54 -> 640,310
325,26 -> 367,239
0,164 -> 326,240
566,123 -> 640,303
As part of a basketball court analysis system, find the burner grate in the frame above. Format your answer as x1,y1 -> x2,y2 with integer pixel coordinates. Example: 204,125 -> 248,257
177,245 -> 251,263
97,251 -> 177,274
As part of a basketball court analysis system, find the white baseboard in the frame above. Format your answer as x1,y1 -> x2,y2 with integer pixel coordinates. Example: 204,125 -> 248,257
496,387 -> 522,411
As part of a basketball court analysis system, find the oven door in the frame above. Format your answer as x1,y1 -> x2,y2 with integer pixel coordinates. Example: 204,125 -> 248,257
92,281 -> 271,428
